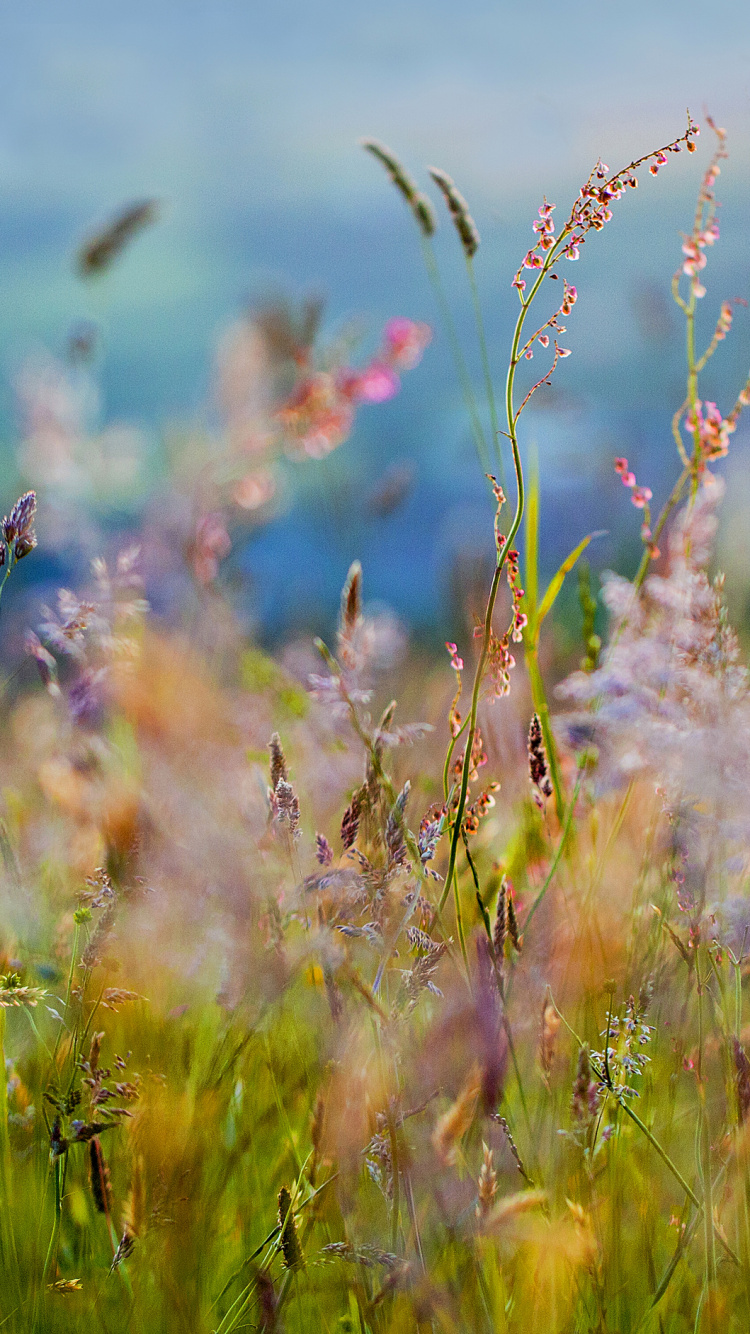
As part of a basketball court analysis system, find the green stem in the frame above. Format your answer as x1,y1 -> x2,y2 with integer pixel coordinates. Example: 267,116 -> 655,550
421,238 -> 491,473
466,255 -> 505,480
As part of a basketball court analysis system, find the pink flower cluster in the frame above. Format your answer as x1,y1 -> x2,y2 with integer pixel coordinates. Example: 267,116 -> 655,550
684,400 -> 733,462
512,119 -> 699,296
614,457 -> 652,510
681,222 -> 720,298
446,641 -> 464,672
275,317 -> 431,458
470,548 -> 527,701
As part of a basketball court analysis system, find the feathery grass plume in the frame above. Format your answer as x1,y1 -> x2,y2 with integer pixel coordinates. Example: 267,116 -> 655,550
88,1136 -> 112,1216
476,1142 -> 497,1218
48,1279 -> 83,1294
506,886 -> 522,953
278,1187 -> 304,1269
540,996 -> 561,1086
432,1066 -> 481,1165
482,1190 -> 548,1232
315,832 -> 333,866
269,732 -> 288,792
528,712 -> 553,806
274,779 -> 300,838
428,167 -> 480,258
733,1039 -> 750,1123
340,788 -> 362,849
77,200 -> 160,276
385,779 -> 411,866
337,559 -> 363,668
110,1227 -> 136,1272
361,139 -> 436,237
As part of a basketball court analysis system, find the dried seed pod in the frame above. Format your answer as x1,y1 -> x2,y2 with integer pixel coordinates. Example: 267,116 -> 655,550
269,733 -> 288,792
528,713 -> 553,803
278,1187 -> 303,1269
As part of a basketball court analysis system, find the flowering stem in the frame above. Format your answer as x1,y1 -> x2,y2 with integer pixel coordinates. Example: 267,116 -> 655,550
438,238 -> 565,919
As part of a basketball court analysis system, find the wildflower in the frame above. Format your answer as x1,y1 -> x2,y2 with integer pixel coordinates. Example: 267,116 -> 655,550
446,641 -> 463,671
341,361 -> 400,404
383,317 -> 431,370
190,512 -> 231,586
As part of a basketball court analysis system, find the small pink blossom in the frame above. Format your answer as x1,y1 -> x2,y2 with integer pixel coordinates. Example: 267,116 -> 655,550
446,641 -> 464,671
383,317 -> 432,370
631,485 -> 652,509
345,361 -> 400,404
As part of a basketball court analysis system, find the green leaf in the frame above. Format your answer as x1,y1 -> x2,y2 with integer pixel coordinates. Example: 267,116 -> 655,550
533,531 -> 605,642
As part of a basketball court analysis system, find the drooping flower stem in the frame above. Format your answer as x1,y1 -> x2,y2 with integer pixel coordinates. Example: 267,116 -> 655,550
439,239 -> 566,919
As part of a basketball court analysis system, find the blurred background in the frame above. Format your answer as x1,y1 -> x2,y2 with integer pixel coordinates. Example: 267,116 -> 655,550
3,0 -> 750,655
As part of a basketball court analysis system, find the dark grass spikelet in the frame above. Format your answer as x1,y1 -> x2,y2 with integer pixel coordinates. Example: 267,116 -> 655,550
528,713 -> 553,802
278,1187 -> 303,1269
361,140 -> 436,237
493,878 -> 507,963
110,1226 -> 136,1273
88,1136 -> 112,1215
734,1039 -> 750,1123
506,887 -> 522,953
341,789 -> 362,850
428,167 -> 480,258
492,1113 -> 534,1184
78,200 -> 159,276
315,832 -> 333,866
269,733 -> 288,792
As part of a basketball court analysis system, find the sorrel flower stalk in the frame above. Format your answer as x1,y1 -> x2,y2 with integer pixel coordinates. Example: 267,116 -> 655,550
438,116 -> 699,923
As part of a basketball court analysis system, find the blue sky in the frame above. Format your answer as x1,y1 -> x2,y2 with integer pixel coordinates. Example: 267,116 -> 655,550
2,1 -> 750,632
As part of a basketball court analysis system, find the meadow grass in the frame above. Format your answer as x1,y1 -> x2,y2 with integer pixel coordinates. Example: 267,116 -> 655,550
0,111 -> 749,1334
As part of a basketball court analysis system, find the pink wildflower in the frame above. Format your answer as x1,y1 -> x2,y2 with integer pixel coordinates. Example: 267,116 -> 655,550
446,641 -> 464,671
383,317 -> 432,370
